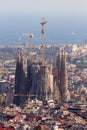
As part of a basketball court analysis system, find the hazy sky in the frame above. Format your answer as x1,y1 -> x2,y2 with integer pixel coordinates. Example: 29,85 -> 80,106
0,0 -> 87,16
0,0 -> 87,44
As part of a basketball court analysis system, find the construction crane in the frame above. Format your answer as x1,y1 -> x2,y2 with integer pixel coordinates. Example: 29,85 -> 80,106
23,33 -> 34,60
41,18 -> 47,65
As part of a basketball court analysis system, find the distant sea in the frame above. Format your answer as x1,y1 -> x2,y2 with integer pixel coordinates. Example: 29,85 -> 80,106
0,14 -> 87,46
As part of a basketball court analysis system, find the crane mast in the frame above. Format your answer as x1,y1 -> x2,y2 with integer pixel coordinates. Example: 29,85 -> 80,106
23,33 -> 33,60
29,33 -> 33,60
41,18 -> 47,65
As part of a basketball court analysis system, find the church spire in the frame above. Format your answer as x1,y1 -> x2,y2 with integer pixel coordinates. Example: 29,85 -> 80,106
17,47 -> 21,63
22,43 -> 26,71
14,46 -> 26,105
56,47 -> 70,104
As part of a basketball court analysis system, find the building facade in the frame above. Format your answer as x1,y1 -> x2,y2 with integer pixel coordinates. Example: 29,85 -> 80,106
14,47 -> 70,105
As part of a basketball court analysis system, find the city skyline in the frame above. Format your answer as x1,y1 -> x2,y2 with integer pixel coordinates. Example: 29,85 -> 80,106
0,1 -> 87,129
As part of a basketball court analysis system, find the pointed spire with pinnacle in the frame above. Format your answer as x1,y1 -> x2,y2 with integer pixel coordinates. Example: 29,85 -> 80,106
57,48 -> 61,81
56,47 -> 70,104
14,46 -> 26,106
17,48 -> 21,63
22,43 -> 26,71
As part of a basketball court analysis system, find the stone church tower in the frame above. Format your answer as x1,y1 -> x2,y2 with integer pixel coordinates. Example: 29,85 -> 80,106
14,47 -> 26,105
56,48 -> 70,103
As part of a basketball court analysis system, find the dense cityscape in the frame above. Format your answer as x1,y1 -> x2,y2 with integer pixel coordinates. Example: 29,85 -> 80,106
1,0 -> 87,129
0,2 -> 87,127
0,37 -> 87,130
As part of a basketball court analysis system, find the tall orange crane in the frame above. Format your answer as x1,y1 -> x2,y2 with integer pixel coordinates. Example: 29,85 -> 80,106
23,33 -> 34,60
41,18 -> 47,65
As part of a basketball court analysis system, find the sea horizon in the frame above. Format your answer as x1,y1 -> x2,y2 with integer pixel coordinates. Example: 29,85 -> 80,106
0,14 -> 87,46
